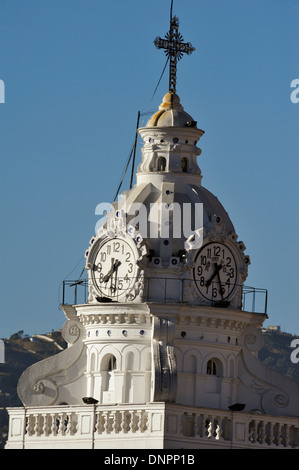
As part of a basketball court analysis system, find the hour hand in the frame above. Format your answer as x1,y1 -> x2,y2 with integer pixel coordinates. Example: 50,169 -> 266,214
205,263 -> 222,287
102,258 -> 115,283
103,259 -> 121,283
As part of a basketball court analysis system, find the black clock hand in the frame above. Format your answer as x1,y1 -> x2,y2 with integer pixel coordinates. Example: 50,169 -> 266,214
110,260 -> 121,293
205,263 -> 222,287
103,259 -> 122,283
103,258 -> 115,283
216,268 -> 225,300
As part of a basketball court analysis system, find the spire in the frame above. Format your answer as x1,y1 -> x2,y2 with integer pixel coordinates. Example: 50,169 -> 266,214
154,13 -> 195,93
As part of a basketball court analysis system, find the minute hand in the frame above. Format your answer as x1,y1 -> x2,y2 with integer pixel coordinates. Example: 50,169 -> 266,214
103,259 -> 121,283
205,263 -> 222,287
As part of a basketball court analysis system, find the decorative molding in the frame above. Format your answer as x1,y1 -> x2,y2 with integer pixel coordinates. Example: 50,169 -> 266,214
152,317 -> 177,402
17,320 -> 85,407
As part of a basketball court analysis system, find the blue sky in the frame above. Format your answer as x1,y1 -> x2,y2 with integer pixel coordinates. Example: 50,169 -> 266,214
0,0 -> 298,338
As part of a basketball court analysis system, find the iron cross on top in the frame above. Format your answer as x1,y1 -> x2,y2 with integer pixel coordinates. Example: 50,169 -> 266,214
154,16 -> 195,93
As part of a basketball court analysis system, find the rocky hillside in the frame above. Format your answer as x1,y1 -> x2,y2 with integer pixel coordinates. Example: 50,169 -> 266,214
0,330 -> 67,448
0,328 -> 298,448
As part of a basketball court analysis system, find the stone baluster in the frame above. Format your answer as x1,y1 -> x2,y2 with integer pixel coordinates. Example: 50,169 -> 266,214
251,420 -> 258,443
284,424 -> 291,448
140,410 -> 148,433
201,414 -> 206,438
56,413 -> 63,435
26,415 -> 34,436
94,410 -> 99,434
114,411 -> 122,433
64,413 -> 70,435
51,413 -> 58,436
267,421 -> 274,446
42,413 -> 50,437
259,420 -> 266,445
33,413 -> 39,436
109,411 -> 115,433
215,417 -> 223,440
126,411 -> 132,433
207,416 -> 213,438
103,411 -> 109,434
96,411 -> 105,434
120,410 -> 126,434
276,423 -> 282,447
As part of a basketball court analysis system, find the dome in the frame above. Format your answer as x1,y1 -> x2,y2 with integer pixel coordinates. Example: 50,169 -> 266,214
146,92 -> 197,128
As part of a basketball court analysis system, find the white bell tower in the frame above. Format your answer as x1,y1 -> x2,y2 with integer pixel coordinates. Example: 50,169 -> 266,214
6,10 -> 299,451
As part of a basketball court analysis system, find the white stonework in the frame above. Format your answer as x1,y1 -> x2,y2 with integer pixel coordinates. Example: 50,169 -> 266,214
5,71 -> 299,450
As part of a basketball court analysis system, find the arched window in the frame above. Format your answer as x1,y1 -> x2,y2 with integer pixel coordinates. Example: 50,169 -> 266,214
181,157 -> 188,172
107,355 -> 116,371
101,353 -> 117,372
101,354 -> 117,396
157,157 -> 166,171
207,359 -> 217,376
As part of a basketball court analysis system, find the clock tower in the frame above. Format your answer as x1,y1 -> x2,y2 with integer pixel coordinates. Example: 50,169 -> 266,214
6,10 -> 299,450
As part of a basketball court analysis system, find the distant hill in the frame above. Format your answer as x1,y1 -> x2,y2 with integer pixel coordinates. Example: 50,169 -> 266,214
0,328 -> 298,448
0,330 -> 67,448
258,329 -> 299,384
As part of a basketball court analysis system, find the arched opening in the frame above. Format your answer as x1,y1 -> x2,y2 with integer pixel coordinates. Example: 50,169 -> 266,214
101,354 -> 117,399
207,359 -> 217,376
207,358 -> 223,376
157,156 -> 166,171
181,157 -> 188,172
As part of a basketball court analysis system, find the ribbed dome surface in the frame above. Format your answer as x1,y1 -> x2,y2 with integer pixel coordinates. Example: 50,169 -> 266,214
146,92 -> 197,128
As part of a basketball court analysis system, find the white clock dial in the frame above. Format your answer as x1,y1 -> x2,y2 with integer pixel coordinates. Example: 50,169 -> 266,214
92,238 -> 137,299
194,242 -> 237,302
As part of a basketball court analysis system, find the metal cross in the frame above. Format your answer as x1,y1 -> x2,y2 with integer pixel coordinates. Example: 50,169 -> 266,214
154,16 -> 195,93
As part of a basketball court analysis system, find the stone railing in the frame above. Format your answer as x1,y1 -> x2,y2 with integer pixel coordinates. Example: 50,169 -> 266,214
5,403 -> 166,449
165,404 -> 299,449
5,403 -> 299,449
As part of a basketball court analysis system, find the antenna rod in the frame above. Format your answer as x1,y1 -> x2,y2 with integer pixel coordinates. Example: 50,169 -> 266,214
130,111 -> 141,190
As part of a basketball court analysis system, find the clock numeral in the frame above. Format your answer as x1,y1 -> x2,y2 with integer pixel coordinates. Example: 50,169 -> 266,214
125,252 -> 131,262
94,262 -> 102,272
128,263 -> 133,274
197,266 -> 203,276
100,252 -> 107,262
201,255 -> 207,266
229,268 -> 235,278
214,246 -> 221,257
113,242 -> 120,252
226,256 -> 231,267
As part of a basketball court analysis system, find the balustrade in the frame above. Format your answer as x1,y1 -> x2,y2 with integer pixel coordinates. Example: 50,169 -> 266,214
6,404 -> 299,449
24,410 -> 77,438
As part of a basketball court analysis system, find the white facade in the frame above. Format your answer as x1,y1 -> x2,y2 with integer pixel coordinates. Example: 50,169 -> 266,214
5,23 -> 299,451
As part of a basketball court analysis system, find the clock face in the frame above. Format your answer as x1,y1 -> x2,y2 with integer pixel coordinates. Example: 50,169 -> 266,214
194,242 -> 237,302
92,238 -> 137,299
